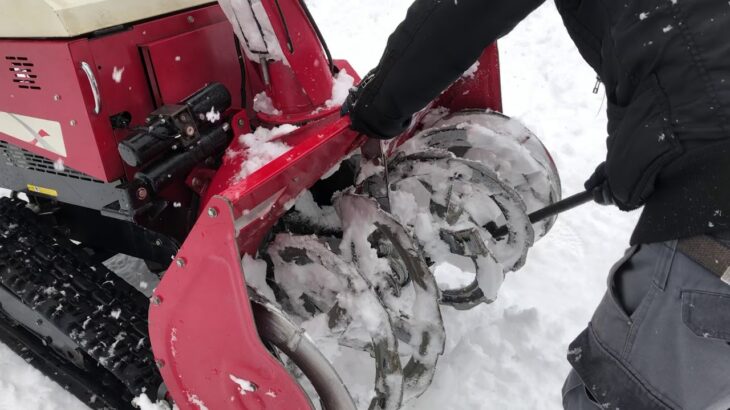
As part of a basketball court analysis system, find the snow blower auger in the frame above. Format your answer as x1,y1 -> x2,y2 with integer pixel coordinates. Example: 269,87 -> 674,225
0,1 -> 560,409
260,110 -> 562,408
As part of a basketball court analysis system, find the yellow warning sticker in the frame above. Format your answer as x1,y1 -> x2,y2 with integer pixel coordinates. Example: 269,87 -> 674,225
27,184 -> 58,197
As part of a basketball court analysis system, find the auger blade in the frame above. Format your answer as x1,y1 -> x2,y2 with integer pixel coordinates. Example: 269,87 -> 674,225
405,110 -> 561,240
267,234 -> 404,410
336,192 -> 446,402
362,150 -> 535,310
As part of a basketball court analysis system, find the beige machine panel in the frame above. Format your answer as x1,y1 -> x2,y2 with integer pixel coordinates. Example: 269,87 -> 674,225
0,0 -> 215,38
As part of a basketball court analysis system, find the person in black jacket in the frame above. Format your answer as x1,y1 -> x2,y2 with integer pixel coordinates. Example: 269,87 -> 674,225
346,1 -> 730,408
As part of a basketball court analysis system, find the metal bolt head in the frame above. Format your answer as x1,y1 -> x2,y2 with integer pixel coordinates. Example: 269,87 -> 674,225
53,94 -> 61,101
150,295 -> 162,305
69,120 -> 77,126
136,187 -> 149,201
237,118 -> 245,127
185,125 -> 195,136
155,359 -> 165,369
187,15 -> 195,23
207,207 -> 218,218
175,258 -> 186,268
154,239 -> 163,246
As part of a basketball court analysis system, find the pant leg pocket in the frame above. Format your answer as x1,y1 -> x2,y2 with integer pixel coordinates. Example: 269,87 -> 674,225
562,369 -> 599,409
682,290 -> 730,343
606,245 -> 645,319
566,327 -> 673,409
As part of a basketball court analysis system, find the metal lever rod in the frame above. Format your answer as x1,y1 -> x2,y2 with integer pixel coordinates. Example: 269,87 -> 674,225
491,189 -> 595,238
361,138 -> 392,212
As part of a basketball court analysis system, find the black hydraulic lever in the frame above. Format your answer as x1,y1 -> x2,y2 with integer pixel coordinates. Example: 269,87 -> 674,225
489,189 -> 596,238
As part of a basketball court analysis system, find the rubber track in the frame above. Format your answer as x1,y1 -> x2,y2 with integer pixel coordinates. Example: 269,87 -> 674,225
0,309 -> 136,409
0,197 -> 161,406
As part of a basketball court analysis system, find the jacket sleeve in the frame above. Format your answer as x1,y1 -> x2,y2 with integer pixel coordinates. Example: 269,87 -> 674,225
351,0 -> 546,138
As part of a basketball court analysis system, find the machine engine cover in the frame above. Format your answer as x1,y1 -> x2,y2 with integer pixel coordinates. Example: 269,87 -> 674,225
0,0 -> 215,38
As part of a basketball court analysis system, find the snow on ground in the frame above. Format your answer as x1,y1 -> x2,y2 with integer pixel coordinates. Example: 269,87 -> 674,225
0,348 -> 88,410
0,1 -> 638,409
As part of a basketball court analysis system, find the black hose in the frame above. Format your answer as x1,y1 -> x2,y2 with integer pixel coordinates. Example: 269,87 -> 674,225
233,34 -> 247,108
298,0 -> 337,74
274,0 -> 294,53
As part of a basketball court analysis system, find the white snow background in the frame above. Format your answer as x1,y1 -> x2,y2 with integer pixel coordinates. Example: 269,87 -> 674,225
0,1 -> 638,409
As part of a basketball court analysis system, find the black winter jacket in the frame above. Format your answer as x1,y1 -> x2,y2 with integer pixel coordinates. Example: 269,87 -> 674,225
351,0 -> 730,245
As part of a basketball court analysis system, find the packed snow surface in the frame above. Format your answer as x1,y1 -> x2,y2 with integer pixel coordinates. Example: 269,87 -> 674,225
231,124 -> 297,181
326,70 -> 356,108
462,61 -> 480,79
53,159 -> 65,171
131,394 -> 173,410
205,106 -> 221,123
112,66 -> 125,83
252,91 -> 283,116
219,0 -> 288,63
0,1 -> 638,409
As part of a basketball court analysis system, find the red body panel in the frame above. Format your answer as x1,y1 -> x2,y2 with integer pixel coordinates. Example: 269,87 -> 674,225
140,21 -> 243,107
255,0 -> 335,115
0,39 -> 122,180
0,5 -> 240,182
436,45 -> 503,113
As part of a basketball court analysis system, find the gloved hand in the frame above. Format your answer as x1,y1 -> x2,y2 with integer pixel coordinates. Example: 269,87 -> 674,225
585,162 -> 614,206
341,70 -> 412,140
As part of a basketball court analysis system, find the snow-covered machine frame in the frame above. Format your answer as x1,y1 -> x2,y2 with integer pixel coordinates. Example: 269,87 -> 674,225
0,1 -> 560,409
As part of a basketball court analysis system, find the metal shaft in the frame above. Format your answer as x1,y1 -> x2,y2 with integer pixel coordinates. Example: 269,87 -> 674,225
491,190 -> 595,238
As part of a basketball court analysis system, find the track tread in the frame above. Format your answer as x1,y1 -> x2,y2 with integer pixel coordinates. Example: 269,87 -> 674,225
0,197 -> 161,407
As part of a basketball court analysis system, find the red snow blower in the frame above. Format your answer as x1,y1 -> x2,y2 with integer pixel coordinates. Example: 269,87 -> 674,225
0,1 -> 562,409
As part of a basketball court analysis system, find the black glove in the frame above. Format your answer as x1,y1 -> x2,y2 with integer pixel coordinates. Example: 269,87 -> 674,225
585,162 -> 614,206
341,70 -> 412,140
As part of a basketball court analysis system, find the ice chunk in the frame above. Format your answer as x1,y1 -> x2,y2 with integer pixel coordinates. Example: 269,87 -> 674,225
233,124 -> 296,181
325,70 -> 356,108
112,66 -> 125,84
242,254 -> 276,301
205,106 -> 221,123
253,92 -> 282,116
132,394 -> 172,410
229,374 -> 257,396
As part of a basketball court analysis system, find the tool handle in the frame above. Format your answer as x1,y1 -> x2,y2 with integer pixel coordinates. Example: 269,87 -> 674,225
491,189 -> 595,238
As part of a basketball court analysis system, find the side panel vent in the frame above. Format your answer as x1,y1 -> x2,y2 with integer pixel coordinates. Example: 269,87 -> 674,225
0,140 -> 102,183
6,56 -> 40,90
